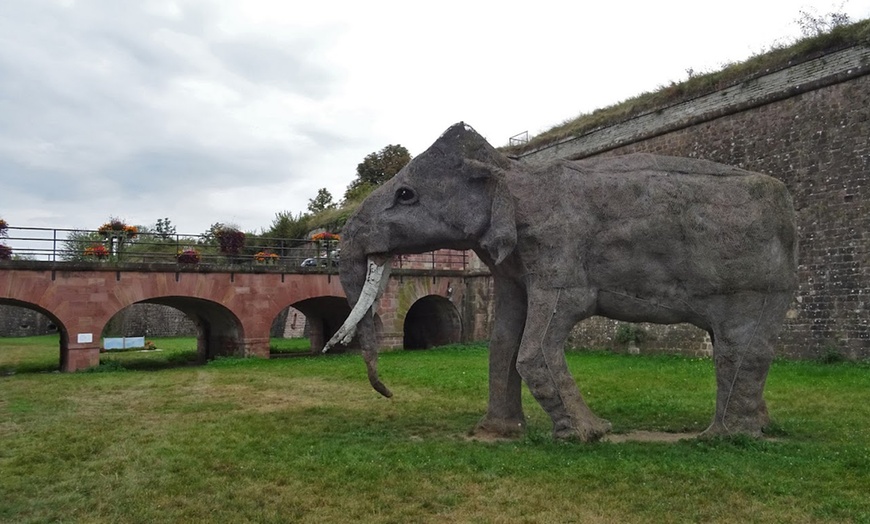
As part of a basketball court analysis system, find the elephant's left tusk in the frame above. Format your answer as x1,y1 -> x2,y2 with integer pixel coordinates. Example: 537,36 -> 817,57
323,257 -> 391,352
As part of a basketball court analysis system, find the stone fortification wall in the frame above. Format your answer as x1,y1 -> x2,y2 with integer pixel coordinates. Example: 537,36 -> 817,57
103,304 -> 198,337
519,44 -> 870,360
0,305 -> 57,337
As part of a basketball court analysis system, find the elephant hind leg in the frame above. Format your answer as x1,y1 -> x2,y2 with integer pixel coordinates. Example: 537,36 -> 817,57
516,287 -> 610,442
702,291 -> 791,438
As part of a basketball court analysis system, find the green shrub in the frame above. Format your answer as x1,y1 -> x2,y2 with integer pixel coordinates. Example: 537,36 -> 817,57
615,323 -> 646,344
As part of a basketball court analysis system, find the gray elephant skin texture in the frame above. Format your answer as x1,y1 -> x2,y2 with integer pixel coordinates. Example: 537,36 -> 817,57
335,122 -> 798,442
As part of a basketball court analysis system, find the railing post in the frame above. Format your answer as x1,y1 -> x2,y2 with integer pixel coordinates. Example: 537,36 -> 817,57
52,228 -> 58,262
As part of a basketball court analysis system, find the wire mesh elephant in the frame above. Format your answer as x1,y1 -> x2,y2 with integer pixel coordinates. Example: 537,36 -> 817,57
326,123 -> 797,442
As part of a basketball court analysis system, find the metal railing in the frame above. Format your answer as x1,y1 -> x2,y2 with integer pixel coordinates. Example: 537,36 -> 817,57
509,130 -> 529,147
0,226 -> 469,273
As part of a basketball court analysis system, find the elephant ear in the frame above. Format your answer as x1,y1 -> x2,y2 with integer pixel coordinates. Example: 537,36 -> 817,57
477,167 -> 517,266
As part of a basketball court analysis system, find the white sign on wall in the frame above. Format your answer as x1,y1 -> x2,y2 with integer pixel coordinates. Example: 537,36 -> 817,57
76,333 -> 93,344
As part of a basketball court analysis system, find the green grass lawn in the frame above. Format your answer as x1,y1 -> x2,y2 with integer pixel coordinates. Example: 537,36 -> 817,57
1,336 -> 868,523
0,335 -> 314,375
270,336 -> 314,354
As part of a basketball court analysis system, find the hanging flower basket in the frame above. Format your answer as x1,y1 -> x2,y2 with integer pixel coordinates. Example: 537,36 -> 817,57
123,225 -> 138,239
0,218 -> 8,238
215,228 -> 245,255
311,232 -> 340,242
84,244 -> 109,260
176,248 -> 201,264
98,218 -> 138,239
254,251 -> 279,264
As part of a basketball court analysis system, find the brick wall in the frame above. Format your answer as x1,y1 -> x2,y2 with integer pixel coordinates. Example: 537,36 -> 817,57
394,250 -> 469,270
518,45 -> 870,360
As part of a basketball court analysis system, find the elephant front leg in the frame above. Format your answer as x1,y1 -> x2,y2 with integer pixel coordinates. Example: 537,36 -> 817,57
516,287 -> 611,442
472,277 -> 527,439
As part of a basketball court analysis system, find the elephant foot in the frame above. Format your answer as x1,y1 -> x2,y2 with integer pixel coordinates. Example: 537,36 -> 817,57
552,416 -> 612,443
699,418 -> 765,439
470,415 -> 526,440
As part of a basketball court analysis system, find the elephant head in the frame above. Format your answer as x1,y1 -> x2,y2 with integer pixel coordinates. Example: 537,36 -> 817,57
324,123 -> 517,396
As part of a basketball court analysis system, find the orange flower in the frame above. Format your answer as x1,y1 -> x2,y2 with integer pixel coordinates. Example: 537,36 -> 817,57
311,232 -> 340,242
98,218 -> 137,238
84,244 -> 109,259
254,251 -> 279,262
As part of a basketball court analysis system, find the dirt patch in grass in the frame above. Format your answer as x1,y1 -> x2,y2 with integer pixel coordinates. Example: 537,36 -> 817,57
604,430 -> 698,443
463,432 -> 520,444
464,430 -> 700,444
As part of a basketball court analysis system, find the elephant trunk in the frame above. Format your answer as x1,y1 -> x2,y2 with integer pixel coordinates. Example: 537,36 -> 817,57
323,237 -> 393,398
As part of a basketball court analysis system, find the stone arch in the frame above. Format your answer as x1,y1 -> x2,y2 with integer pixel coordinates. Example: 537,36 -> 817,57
0,298 -> 67,372
103,303 -> 197,338
403,295 -> 462,349
290,296 -> 353,353
140,296 -> 245,361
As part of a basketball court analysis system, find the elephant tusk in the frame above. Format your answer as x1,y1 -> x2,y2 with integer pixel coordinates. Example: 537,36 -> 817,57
323,257 -> 391,352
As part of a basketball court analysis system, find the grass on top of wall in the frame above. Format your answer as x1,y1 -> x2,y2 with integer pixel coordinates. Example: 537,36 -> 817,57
504,18 -> 870,155
1,336 -> 869,523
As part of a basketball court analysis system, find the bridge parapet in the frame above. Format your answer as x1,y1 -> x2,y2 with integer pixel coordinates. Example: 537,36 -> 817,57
0,225 -> 482,274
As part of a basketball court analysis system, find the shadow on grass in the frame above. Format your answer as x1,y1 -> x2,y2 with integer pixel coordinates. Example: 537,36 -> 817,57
94,350 -> 202,372
1,362 -> 60,376
2,353 -> 204,375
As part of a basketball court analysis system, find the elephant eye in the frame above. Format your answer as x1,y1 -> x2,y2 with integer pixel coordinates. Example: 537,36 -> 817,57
396,187 -> 417,204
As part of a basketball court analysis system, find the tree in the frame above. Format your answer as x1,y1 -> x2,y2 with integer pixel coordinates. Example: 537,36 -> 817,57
266,211 -> 310,239
215,226 -> 246,256
154,217 -> 176,240
343,144 -> 411,203
0,217 -> 8,259
0,217 -> 9,260
795,6 -> 851,37
342,181 -> 377,204
60,229 -> 103,261
308,188 -> 336,214
260,211 -> 311,256
201,222 -> 225,244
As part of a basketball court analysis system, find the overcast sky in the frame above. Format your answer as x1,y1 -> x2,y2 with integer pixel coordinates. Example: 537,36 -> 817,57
2,0 -> 869,237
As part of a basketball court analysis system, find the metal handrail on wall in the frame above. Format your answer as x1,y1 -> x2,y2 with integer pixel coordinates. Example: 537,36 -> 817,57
0,226 -> 469,273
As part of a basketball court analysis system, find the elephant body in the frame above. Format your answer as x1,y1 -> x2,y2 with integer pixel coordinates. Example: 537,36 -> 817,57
510,154 -> 796,323
329,123 -> 797,441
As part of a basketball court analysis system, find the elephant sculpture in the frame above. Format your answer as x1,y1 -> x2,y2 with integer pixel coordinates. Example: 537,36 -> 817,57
325,122 -> 797,442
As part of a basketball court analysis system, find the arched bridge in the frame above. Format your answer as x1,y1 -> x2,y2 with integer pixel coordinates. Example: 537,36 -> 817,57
0,259 -> 492,371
